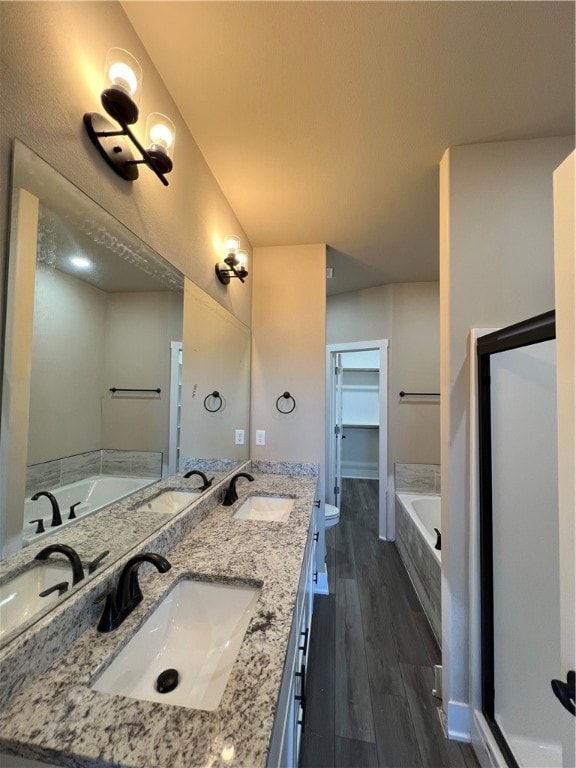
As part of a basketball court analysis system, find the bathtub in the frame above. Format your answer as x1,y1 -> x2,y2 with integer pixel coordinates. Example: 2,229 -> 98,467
24,475 -> 158,544
395,492 -> 442,644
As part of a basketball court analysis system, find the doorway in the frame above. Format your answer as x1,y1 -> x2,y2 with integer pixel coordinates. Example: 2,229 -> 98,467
326,340 -> 388,539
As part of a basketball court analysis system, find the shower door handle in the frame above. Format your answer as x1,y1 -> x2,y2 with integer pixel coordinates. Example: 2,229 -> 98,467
551,670 -> 575,716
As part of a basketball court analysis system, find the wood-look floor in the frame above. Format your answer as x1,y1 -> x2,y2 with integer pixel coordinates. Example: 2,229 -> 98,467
300,479 -> 479,768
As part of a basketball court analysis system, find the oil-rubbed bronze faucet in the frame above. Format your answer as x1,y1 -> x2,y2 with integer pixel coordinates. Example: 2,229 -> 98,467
30,491 -> 62,527
97,552 -> 171,632
222,472 -> 255,506
183,469 -> 214,490
35,544 -> 85,585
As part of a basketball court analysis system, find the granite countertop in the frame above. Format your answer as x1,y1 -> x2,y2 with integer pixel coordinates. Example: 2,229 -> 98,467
0,470 -> 239,649
0,469 -> 235,583
0,470 -> 318,768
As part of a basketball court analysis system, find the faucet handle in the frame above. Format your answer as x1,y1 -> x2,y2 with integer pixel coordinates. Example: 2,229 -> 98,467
88,550 -> 110,574
29,518 -> 46,534
39,581 -> 69,598
68,502 -> 82,520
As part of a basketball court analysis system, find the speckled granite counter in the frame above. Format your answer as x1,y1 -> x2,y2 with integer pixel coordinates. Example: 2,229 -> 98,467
0,469 -> 234,649
0,467 -> 319,768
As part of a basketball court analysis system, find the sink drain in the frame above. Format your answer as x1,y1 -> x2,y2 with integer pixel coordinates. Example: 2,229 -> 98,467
156,668 -> 179,693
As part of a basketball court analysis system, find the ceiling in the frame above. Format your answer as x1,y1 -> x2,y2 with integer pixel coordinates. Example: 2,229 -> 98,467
123,1 -> 575,296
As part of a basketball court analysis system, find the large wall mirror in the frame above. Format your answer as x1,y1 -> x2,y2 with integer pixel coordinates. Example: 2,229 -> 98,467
0,141 -> 250,644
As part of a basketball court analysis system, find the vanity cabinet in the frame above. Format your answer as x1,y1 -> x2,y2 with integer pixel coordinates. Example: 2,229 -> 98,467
267,501 -> 319,768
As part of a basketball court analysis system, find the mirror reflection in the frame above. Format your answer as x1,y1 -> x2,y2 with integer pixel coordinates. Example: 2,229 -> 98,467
0,141 -> 250,645
181,279 -> 251,470
23,202 -> 183,546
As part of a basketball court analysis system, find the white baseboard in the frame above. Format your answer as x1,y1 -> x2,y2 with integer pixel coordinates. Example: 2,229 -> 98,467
341,471 -> 379,480
447,700 -> 472,742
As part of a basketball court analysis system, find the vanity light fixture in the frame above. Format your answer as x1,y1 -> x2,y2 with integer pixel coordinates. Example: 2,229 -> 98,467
215,236 -> 249,285
83,48 -> 176,186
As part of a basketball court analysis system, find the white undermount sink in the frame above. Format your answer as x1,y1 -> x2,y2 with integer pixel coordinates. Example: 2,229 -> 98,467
91,579 -> 260,711
233,495 -> 295,522
135,490 -> 200,516
0,563 -> 73,639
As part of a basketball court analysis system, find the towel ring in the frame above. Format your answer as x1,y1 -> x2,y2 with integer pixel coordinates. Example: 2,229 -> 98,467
204,391 -> 223,412
276,391 -> 296,414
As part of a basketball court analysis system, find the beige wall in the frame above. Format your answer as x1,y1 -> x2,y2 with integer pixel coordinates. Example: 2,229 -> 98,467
28,269 -> 107,463
180,279 -> 251,463
439,135 -> 574,737
102,291 -> 182,457
327,281 -> 440,484
27,272 -> 182,464
553,151 -> 575,768
0,0 -> 252,349
251,245 -> 326,473
326,284 -> 394,342
0,189 -> 39,554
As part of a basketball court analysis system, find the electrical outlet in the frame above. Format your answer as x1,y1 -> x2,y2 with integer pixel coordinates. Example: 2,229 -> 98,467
255,429 -> 266,446
235,429 -> 245,445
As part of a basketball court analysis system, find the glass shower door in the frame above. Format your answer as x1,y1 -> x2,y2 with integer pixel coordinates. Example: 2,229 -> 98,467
478,312 -> 573,768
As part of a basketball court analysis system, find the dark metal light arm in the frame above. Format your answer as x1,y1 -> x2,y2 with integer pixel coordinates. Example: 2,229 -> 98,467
215,254 -> 249,285
227,262 -> 247,283
84,112 -> 170,186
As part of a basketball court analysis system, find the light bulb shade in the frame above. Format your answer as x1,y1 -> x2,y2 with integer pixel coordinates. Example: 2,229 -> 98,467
105,48 -> 142,97
225,236 -> 240,259
236,249 -> 248,272
144,113 -> 175,175
146,112 -> 176,154
101,48 -> 142,124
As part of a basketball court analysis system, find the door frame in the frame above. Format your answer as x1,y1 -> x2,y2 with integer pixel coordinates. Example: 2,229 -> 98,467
326,339 -> 389,539
476,310 -> 556,767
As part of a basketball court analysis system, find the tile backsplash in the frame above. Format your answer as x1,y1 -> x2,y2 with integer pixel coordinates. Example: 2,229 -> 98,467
395,462 -> 440,494
180,457 -> 242,474
26,450 -> 162,497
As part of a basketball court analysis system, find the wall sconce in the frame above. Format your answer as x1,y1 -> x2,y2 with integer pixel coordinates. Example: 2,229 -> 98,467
83,48 -> 175,186
215,236 -> 249,284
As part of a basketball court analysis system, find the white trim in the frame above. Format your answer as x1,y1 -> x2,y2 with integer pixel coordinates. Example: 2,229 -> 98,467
168,340 -> 182,477
468,329 -> 497,723
472,710 -> 509,768
447,700 -> 472,742
326,339 -> 389,539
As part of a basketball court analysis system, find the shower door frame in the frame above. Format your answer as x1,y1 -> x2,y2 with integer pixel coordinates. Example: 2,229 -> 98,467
476,309 -> 556,768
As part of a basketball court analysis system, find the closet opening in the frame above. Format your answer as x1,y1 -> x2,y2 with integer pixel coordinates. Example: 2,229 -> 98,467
326,340 -> 389,539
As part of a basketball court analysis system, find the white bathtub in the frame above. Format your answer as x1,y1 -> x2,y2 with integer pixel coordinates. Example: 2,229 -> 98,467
396,493 -> 441,563
24,475 -> 158,544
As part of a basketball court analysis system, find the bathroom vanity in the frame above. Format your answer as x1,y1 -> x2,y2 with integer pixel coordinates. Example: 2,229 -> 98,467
0,463 -> 322,767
